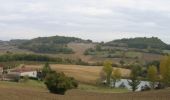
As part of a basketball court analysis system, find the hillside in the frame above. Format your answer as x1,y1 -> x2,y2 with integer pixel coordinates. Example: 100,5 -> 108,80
105,37 -> 170,50
12,36 -> 92,54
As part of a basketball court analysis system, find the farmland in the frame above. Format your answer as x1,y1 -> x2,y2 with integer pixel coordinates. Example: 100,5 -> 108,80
22,64 -> 130,84
0,80 -> 170,100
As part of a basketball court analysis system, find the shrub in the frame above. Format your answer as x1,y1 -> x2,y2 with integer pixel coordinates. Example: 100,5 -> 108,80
45,71 -> 78,95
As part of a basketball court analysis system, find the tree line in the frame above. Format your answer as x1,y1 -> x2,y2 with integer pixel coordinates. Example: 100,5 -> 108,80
101,55 -> 170,91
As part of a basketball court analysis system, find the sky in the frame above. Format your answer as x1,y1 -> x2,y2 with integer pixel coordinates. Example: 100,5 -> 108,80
0,0 -> 170,43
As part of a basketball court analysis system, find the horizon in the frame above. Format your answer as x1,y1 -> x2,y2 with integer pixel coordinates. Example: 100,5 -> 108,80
2,34 -> 169,44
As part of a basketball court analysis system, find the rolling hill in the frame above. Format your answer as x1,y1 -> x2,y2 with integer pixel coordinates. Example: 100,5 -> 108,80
105,37 -> 170,50
11,36 -> 92,54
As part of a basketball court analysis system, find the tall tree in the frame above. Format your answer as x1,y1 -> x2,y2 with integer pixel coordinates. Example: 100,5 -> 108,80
128,66 -> 141,92
160,56 -> 170,86
42,62 -> 52,79
112,69 -> 121,88
147,65 -> 158,89
103,61 -> 113,86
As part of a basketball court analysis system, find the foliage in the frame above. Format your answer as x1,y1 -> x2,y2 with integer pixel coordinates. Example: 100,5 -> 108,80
128,66 -> 141,92
0,53 -> 90,65
102,61 -> 113,85
160,56 -> 170,86
106,37 -> 170,50
17,36 -> 89,54
22,75 -> 29,82
111,69 -> 121,88
0,53 -> 57,62
45,71 -> 78,95
42,62 -> 52,79
147,65 -> 158,89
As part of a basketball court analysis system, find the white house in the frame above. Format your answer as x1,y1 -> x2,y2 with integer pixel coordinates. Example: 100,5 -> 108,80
9,67 -> 37,78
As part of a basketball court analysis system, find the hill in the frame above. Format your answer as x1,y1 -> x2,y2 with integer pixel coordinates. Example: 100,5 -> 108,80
12,36 -> 92,54
105,37 -> 170,50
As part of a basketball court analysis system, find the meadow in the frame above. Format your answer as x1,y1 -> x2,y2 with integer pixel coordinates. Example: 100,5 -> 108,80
22,64 -> 130,84
0,80 -> 169,100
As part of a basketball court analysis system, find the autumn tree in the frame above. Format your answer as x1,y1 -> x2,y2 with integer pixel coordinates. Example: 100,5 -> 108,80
112,69 -> 121,88
103,61 -> 113,86
128,65 -> 141,92
147,65 -> 158,89
160,56 -> 170,86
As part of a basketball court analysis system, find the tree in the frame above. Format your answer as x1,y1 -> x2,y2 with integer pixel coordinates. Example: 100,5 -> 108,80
45,71 -> 78,95
119,60 -> 125,66
96,45 -> 102,51
112,69 -> 121,88
128,66 -> 141,92
147,65 -> 158,89
103,61 -> 113,86
42,62 -> 52,79
160,56 -> 170,86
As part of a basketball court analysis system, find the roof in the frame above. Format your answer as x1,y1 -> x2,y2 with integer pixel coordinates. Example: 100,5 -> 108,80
10,67 -> 36,73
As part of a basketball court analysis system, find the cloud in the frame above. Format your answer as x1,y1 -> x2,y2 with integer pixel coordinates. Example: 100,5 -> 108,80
0,0 -> 169,43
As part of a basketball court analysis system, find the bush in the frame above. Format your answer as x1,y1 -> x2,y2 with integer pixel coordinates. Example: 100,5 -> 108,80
45,71 -> 78,95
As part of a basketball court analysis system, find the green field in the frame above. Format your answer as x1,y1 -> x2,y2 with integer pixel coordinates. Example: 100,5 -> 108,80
79,84 -> 129,93
0,80 -> 170,100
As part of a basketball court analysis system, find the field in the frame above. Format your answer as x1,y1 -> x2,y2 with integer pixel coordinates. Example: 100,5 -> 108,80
0,81 -> 170,100
23,64 -> 130,84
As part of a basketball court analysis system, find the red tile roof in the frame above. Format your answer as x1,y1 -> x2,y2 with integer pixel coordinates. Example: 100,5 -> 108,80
10,67 -> 36,73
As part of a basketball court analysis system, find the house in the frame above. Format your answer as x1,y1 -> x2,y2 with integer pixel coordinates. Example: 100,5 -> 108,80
8,67 -> 38,78
0,67 -> 3,80
0,67 -> 3,75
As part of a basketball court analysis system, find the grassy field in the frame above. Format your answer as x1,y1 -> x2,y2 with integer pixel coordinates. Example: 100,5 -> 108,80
78,84 -> 129,93
23,64 -> 130,84
0,80 -> 170,100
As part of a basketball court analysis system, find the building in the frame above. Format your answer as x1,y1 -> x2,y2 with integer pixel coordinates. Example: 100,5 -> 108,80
8,67 -> 37,78
0,67 -> 3,75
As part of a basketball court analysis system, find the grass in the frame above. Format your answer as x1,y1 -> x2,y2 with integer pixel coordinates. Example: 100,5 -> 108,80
0,80 -> 170,100
23,64 -> 130,84
163,50 -> 170,54
0,80 -> 46,90
126,51 -> 142,58
78,84 -> 129,93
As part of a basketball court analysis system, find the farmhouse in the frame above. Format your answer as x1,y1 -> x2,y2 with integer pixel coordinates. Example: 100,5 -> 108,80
9,67 -> 37,78
0,67 -> 3,75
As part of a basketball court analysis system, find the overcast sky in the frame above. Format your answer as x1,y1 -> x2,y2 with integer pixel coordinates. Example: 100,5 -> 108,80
0,0 -> 170,43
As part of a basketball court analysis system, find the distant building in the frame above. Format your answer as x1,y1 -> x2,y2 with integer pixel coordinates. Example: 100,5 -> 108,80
8,67 -> 37,78
0,67 -> 3,80
0,67 -> 3,75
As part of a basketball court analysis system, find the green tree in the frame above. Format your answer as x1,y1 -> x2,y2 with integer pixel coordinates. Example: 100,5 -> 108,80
147,65 -> 158,89
96,45 -> 102,51
119,60 -> 125,66
42,62 -> 52,79
112,69 -> 121,88
128,66 -> 141,92
103,61 -> 113,86
45,71 -> 78,95
160,56 -> 170,86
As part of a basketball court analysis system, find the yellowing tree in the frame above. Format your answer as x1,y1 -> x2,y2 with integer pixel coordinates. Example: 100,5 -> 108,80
112,69 -> 121,88
160,56 -> 170,86
147,65 -> 158,89
103,61 -> 113,85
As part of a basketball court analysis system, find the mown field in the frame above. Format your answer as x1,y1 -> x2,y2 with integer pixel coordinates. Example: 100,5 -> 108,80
22,64 -> 130,84
0,80 -> 169,100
